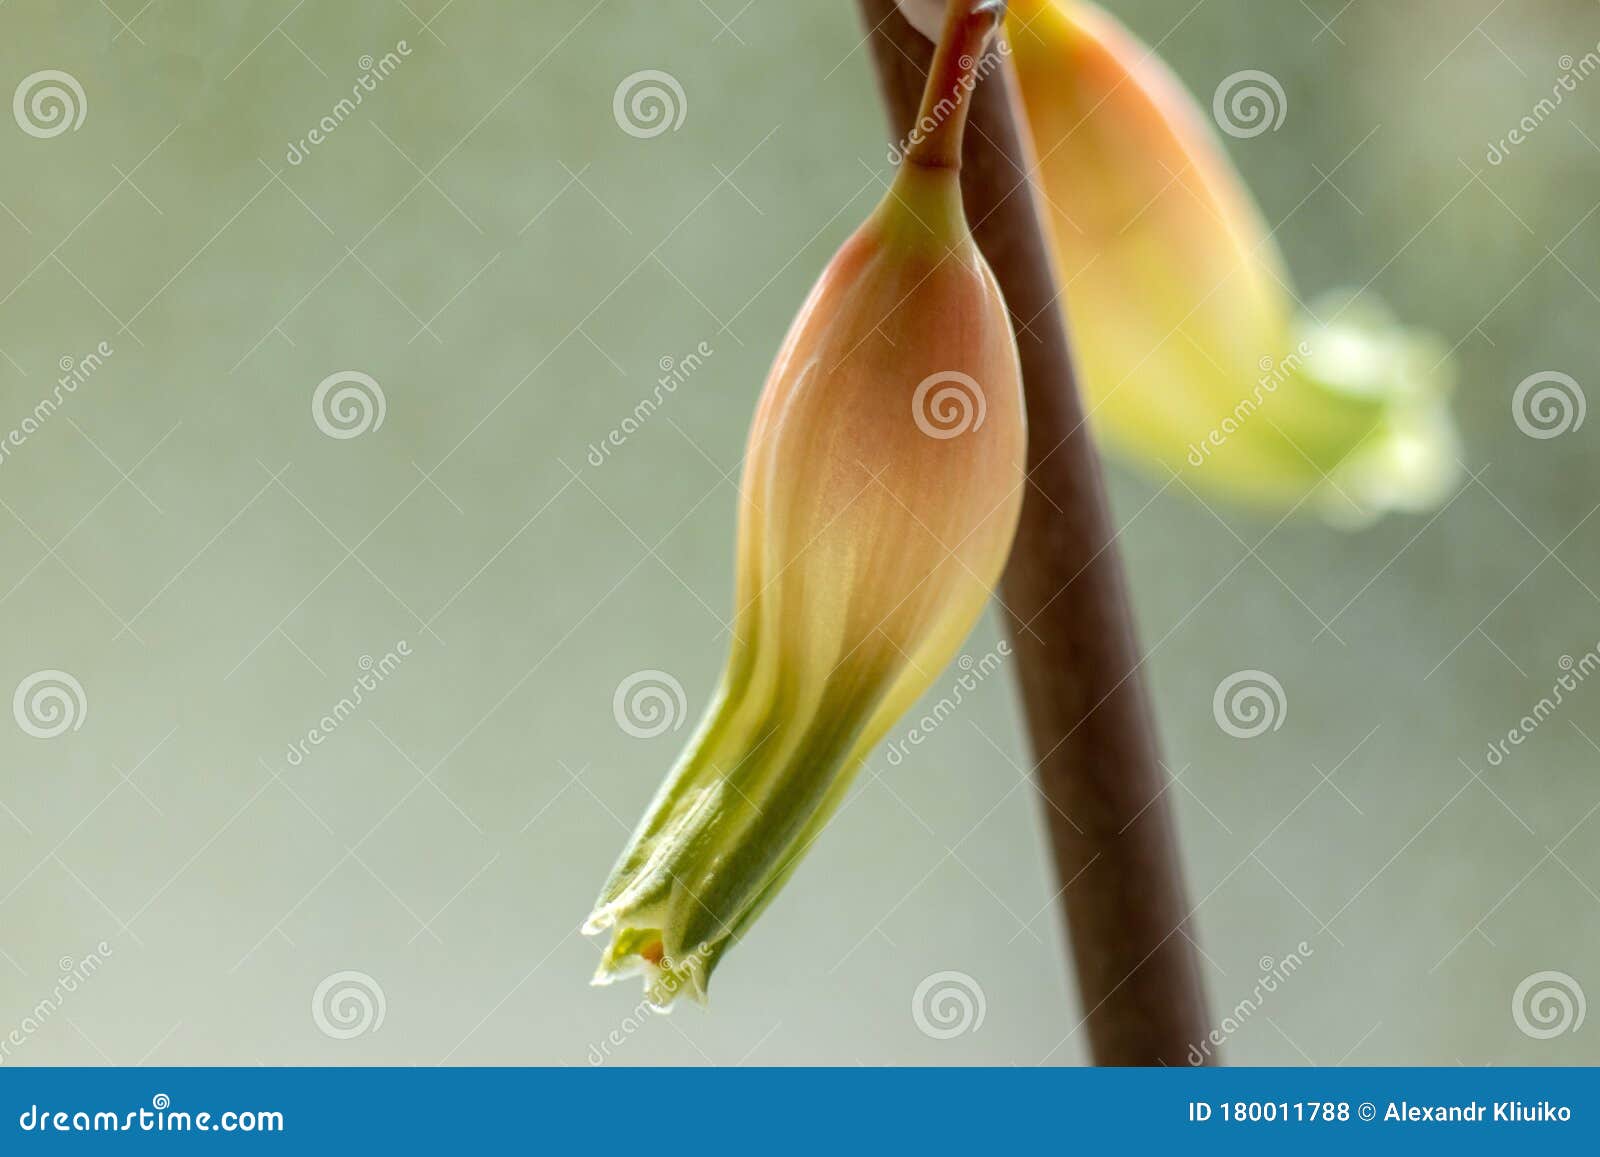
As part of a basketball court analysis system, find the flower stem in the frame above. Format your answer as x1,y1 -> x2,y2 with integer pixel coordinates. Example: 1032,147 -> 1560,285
903,0 -> 1004,170
857,0 -> 1214,1066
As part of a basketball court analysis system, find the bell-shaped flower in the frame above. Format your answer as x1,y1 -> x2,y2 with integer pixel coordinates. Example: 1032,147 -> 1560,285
585,0 -> 1026,1005
1004,0 -> 1459,520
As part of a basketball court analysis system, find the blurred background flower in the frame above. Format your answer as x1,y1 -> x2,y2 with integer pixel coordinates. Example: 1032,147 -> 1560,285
1007,0 -> 1461,523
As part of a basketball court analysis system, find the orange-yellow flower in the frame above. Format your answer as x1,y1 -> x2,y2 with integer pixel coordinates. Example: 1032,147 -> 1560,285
586,0 -> 1025,1005
1000,0 -> 1459,520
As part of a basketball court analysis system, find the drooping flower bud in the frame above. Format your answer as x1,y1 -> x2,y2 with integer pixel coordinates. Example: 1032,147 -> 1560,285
585,0 -> 1025,1006
1004,0 -> 1459,521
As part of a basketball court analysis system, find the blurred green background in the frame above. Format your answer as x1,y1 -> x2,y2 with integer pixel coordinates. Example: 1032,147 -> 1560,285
0,0 -> 1596,1065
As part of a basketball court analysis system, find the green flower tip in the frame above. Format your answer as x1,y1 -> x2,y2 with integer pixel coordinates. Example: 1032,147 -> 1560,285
1293,292 -> 1462,526
583,904 -> 718,1011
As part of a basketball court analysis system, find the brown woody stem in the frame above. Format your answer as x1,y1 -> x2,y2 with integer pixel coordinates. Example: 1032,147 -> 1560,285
857,0 -> 1214,1065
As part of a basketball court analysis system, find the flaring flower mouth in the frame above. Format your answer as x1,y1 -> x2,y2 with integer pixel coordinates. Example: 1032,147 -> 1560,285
1285,295 -> 1460,524
583,906 -> 714,1010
